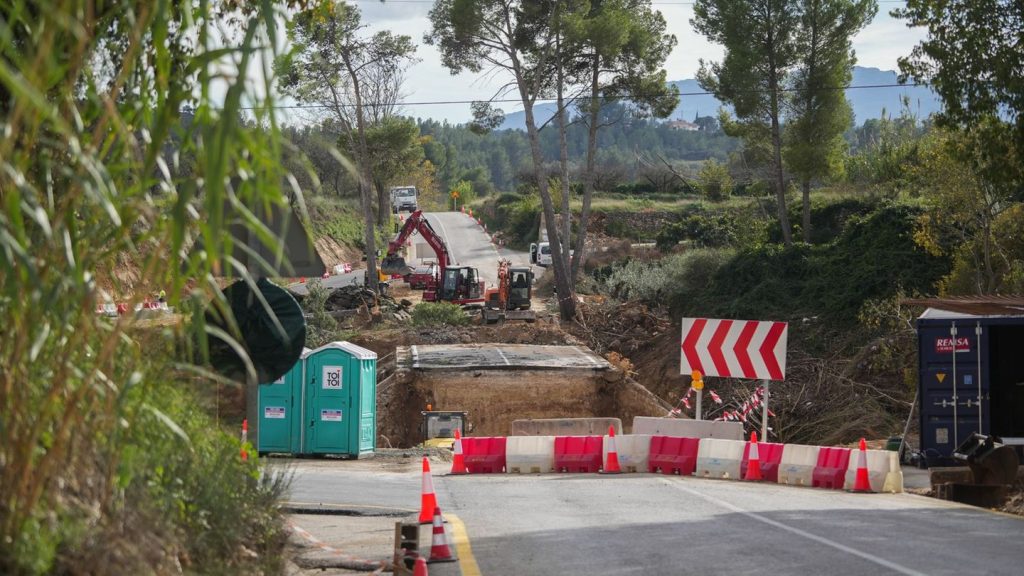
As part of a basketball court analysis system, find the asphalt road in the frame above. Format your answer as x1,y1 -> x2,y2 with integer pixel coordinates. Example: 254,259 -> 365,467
420,211 -> 532,288
283,459 -> 1024,576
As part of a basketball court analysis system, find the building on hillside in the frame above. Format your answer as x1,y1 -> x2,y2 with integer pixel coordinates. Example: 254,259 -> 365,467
666,119 -> 700,131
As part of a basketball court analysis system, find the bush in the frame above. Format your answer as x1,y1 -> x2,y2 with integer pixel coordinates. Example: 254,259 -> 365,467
412,302 -> 471,327
698,159 -> 733,202
302,278 -> 338,347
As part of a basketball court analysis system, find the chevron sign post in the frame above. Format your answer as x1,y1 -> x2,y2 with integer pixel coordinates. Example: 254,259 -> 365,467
680,318 -> 788,436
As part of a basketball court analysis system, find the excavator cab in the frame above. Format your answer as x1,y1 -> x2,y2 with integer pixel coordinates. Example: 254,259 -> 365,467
439,266 -> 482,302
508,267 -> 533,310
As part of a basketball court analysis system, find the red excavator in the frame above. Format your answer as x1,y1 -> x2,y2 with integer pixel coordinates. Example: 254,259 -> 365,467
482,259 -> 535,323
379,210 -> 484,305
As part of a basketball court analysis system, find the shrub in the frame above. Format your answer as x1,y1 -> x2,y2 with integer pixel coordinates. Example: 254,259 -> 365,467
302,278 -> 338,347
698,159 -> 734,202
412,302 -> 471,327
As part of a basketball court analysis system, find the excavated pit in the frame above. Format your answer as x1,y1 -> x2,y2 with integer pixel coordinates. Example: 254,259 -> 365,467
377,343 -> 671,447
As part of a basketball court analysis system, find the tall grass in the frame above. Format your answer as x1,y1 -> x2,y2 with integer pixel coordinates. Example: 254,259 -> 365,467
1,1 -> 301,572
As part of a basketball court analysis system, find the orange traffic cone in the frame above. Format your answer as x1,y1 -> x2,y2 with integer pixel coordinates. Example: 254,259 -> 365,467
851,437 -> 873,492
419,457 -> 439,523
601,425 -> 622,474
413,556 -> 429,576
745,431 -> 762,481
450,429 -> 466,475
427,506 -> 456,563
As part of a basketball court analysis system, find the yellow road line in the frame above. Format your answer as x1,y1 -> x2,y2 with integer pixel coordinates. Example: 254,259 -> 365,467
444,512 -> 482,576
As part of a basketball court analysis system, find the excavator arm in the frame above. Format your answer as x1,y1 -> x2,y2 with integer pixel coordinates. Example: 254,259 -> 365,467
379,210 -> 451,275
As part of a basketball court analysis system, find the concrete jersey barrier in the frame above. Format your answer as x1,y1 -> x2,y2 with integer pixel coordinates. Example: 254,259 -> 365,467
511,418 -> 622,437
602,434 -> 652,473
776,444 -> 821,486
632,417 -> 743,440
506,436 -> 555,474
695,438 -> 745,479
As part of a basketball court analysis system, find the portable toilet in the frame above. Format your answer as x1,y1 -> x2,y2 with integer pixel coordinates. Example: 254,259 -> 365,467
916,305 -> 1024,465
256,347 -> 312,455
304,341 -> 377,457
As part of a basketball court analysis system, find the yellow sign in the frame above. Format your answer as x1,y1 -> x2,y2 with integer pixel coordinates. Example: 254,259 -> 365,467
450,190 -> 459,198
936,373 -> 946,383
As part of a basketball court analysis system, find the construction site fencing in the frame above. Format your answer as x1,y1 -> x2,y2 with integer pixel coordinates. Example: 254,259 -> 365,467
602,434 -> 651,473
741,441 -> 785,483
776,444 -> 821,487
553,436 -> 604,473
461,437 -> 506,473
695,438 -> 745,479
812,447 -> 852,490
505,436 -> 555,474
648,436 -> 701,476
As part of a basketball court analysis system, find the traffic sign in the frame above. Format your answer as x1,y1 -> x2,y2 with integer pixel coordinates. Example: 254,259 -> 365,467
680,318 -> 788,381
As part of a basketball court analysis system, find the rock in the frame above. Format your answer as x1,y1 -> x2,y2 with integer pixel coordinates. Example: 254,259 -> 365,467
400,298 -> 413,307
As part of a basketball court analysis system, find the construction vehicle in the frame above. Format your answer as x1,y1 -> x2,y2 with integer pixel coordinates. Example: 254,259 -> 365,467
379,210 -> 485,305
482,259 -> 536,324
420,410 -> 470,449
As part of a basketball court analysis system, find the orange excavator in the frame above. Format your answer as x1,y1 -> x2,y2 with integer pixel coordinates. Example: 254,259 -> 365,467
379,210 -> 484,305
482,259 -> 535,323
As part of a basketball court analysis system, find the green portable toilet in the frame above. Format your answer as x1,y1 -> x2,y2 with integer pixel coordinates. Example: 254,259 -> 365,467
256,347 -> 312,455
304,341 -> 377,457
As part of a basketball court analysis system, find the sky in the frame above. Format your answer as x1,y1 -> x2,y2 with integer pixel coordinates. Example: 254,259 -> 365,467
276,0 -> 928,125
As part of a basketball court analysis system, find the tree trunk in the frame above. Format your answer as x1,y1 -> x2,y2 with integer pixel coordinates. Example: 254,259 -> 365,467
802,179 -> 811,243
344,55 -> 380,295
516,79 -> 575,320
556,34 -> 572,273
768,60 -> 793,246
376,180 -> 389,227
572,57 -> 601,281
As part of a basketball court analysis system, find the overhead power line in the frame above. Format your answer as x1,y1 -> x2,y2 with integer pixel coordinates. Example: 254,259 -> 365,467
239,82 -> 928,111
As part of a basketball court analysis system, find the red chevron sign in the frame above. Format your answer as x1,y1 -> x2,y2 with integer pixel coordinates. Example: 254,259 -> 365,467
680,318 -> 788,381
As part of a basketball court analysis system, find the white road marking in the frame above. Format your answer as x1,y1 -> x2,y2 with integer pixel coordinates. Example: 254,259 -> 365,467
661,479 -> 928,576
496,348 -> 511,366
412,345 -> 419,369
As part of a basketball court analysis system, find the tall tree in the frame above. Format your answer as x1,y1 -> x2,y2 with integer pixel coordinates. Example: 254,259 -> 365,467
568,0 -> 678,278
785,0 -> 876,241
277,1 -> 416,291
894,0 -> 1024,192
427,0 -> 577,320
693,0 -> 801,245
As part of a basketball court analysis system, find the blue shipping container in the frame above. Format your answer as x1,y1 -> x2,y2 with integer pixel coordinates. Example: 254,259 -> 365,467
917,308 -> 1024,464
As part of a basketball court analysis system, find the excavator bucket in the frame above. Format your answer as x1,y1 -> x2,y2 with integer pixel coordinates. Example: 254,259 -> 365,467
379,255 -> 412,275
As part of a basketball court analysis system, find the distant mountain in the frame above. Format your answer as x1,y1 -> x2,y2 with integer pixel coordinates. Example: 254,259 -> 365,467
497,66 -> 941,130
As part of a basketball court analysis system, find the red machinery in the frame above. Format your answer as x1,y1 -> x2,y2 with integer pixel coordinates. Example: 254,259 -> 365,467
379,210 -> 484,305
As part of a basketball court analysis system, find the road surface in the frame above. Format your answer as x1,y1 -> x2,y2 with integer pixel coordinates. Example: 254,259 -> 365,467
283,458 -> 1024,576
421,211 -> 532,288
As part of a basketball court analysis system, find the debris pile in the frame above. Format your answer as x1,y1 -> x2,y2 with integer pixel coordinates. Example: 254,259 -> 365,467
574,300 -> 671,355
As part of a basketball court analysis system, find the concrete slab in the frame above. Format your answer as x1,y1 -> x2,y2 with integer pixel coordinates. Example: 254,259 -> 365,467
399,343 -> 611,371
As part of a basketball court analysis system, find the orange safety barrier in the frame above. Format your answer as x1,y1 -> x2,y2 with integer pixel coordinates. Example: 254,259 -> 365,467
812,446 -> 851,490
647,436 -> 700,476
461,437 -> 507,473
553,436 -> 603,473
740,439 -> 785,482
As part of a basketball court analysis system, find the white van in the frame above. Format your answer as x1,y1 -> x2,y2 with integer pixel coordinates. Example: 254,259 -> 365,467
529,242 -> 552,267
